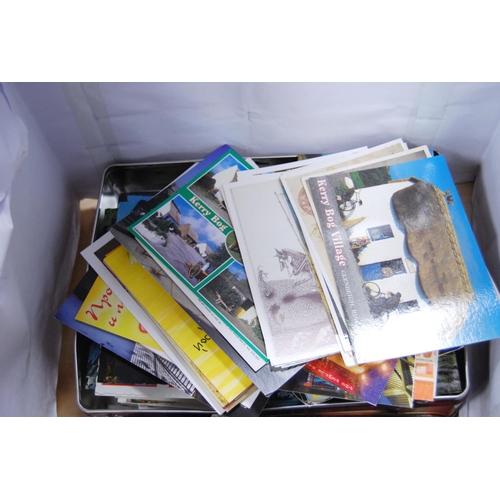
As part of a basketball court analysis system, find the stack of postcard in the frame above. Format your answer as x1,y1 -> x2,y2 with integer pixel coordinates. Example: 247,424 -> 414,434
222,140 -> 500,406
55,141 -> 500,414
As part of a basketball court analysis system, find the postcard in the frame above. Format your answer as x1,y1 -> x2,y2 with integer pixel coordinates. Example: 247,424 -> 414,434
222,172 -> 340,369
127,145 -> 268,371
303,154 -> 500,363
284,145 -> 431,329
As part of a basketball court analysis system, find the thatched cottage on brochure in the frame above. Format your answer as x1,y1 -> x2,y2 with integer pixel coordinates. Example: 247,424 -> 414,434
343,176 -> 473,316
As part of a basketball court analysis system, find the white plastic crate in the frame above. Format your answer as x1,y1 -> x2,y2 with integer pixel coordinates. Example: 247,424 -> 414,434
1,83 -> 499,416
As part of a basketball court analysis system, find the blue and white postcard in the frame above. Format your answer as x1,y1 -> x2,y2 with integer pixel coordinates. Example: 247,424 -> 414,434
304,154 -> 500,364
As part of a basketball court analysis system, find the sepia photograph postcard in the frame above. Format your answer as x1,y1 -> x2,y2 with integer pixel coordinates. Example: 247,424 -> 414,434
222,172 -> 340,369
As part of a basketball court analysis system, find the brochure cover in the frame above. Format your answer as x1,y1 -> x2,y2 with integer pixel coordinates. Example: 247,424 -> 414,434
281,144 -> 429,336
303,154 -> 500,363
55,272 -> 196,395
93,348 -> 208,411
96,347 -> 165,386
412,351 -> 439,402
74,272 -> 165,355
94,381 -> 192,401
305,354 -> 397,405
126,145 -> 268,371
102,242 -> 256,409
283,356 -> 415,408
222,172 -> 340,369
436,349 -> 463,397
280,370 -> 363,401
377,356 -> 415,408
82,232 -> 254,415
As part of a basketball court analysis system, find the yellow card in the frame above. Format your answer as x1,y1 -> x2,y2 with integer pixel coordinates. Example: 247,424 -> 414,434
75,275 -> 163,352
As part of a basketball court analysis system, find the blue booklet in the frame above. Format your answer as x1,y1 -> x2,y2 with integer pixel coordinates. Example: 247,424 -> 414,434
303,154 -> 500,363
